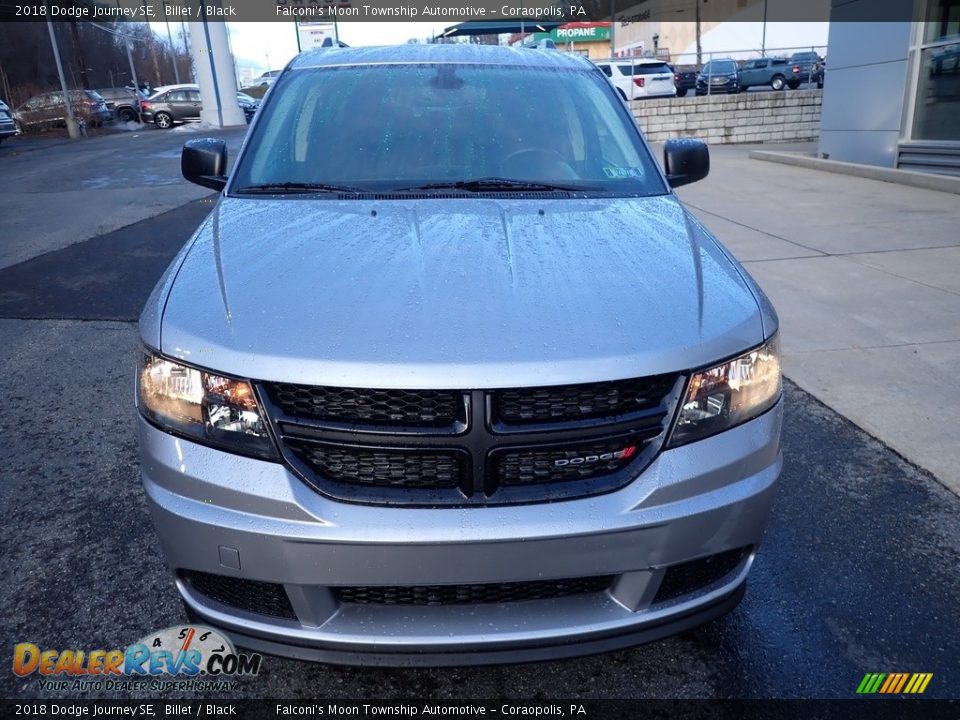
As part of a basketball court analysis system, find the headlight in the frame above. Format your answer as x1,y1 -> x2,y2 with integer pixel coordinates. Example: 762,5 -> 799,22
137,348 -> 278,460
667,335 -> 781,447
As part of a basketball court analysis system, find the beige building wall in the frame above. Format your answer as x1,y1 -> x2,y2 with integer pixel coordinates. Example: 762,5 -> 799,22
563,41 -> 613,60
613,0 -> 765,60
615,21 -> 725,61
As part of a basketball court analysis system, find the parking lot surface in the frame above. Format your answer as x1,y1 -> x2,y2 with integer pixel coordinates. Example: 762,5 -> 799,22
0,126 -> 245,270
1,132 -> 957,700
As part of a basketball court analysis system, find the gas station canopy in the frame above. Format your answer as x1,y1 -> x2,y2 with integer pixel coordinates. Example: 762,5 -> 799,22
440,21 -> 565,38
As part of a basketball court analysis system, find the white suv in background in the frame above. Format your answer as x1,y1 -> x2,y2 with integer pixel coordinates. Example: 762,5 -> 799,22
253,70 -> 281,87
595,58 -> 678,101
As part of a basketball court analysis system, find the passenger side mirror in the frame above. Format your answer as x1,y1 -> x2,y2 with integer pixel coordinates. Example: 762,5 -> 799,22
663,138 -> 709,188
182,138 -> 228,191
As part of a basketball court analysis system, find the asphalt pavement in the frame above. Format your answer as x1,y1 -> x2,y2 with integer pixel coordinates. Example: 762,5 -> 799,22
0,130 -> 958,700
0,124 -> 246,270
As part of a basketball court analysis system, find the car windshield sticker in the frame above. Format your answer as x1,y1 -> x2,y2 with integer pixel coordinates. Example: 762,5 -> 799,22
603,166 -> 644,179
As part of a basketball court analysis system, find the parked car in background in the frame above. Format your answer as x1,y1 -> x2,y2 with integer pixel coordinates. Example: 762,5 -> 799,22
0,98 -> 18,143
696,59 -> 741,95
671,64 -> 699,97
97,87 -> 146,123
787,51 -> 824,89
143,84 -> 258,128
140,85 -> 201,129
595,58 -> 677,100
739,57 -> 792,91
12,90 -> 112,131
253,70 -> 281,87
236,91 -> 260,122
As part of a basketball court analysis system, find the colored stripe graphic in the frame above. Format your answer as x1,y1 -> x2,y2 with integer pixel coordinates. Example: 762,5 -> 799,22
892,673 -> 910,693
857,673 -> 932,694
904,673 -> 933,694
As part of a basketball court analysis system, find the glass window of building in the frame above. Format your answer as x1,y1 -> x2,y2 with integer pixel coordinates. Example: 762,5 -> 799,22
913,0 -> 960,140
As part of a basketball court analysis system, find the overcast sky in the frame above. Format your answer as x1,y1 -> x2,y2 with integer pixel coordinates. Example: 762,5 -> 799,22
229,22 -> 452,73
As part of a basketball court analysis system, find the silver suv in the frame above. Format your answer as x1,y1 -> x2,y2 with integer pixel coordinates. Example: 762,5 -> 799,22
138,44 -> 782,665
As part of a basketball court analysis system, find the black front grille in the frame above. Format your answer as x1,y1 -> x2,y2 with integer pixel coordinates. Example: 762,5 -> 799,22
182,570 -> 296,619
495,435 -> 644,486
263,375 -> 680,506
494,375 -> 677,426
264,383 -> 461,428
287,441 -> 465,490
337,576 -> 614,606
653,547 -> 751,604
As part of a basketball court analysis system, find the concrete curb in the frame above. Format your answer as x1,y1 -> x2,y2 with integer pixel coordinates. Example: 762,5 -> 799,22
749,150 -> 960,195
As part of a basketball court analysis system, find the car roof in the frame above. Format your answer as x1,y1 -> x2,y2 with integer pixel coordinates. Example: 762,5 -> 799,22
289,43 -> 593,71
153,83 -> 198,94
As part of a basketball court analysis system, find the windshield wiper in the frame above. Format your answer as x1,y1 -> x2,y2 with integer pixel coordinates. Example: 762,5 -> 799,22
394,178 -> 593,193
232,182 -> 367,195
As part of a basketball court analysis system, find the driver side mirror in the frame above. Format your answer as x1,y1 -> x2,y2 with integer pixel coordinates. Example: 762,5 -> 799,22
182,138 -> 228,191
663,138 -> 709,188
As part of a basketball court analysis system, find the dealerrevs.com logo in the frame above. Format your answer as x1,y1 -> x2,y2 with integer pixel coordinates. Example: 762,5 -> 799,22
13,625 -> 261,692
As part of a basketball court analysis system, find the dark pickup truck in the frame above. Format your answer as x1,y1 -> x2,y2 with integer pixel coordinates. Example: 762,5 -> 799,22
787,51 -> 824,89
739,57 -> 793,91
671,64 -> 699,97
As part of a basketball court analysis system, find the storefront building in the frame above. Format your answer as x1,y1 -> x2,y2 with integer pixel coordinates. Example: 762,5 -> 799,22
819,0 -> 960,174
519,22 -> 613,59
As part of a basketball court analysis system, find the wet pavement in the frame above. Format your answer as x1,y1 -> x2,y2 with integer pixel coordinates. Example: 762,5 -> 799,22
0,125 -> 246,270
0,199 -> 957,700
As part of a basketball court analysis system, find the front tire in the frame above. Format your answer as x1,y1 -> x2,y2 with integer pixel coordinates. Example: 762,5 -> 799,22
771,75 -> 785,91
154,112 -> 173,129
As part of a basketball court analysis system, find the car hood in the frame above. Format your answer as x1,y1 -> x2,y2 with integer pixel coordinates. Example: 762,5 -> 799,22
152,195 -> 765,388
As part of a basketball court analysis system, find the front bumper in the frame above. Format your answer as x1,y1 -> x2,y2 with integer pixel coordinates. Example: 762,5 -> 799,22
696,82 -> 740,94
139,399 -> 782,665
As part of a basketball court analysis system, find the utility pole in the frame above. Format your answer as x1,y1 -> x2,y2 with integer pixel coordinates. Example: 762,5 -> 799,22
609,0 -> 615,57
46,19 -> 80,138
180,21 -> 194,81
761,0 -> 768,57
163,3 -> 181,83
113,0 -> 141,92
695,0 -> 702,66
124,32 -> 141,92
68,23 -> 91,90
142,2 -> 163,86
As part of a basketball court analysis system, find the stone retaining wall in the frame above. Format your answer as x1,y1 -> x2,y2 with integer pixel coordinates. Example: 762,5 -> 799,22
631,89 -> 822,144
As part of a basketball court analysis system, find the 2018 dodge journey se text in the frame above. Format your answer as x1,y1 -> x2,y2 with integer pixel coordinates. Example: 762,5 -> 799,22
137,44 -> 783,666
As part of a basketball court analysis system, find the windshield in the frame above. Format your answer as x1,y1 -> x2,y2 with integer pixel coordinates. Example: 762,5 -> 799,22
230,63 -> 667,196
624,62 -> 671,75
703,61 -> 737,75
